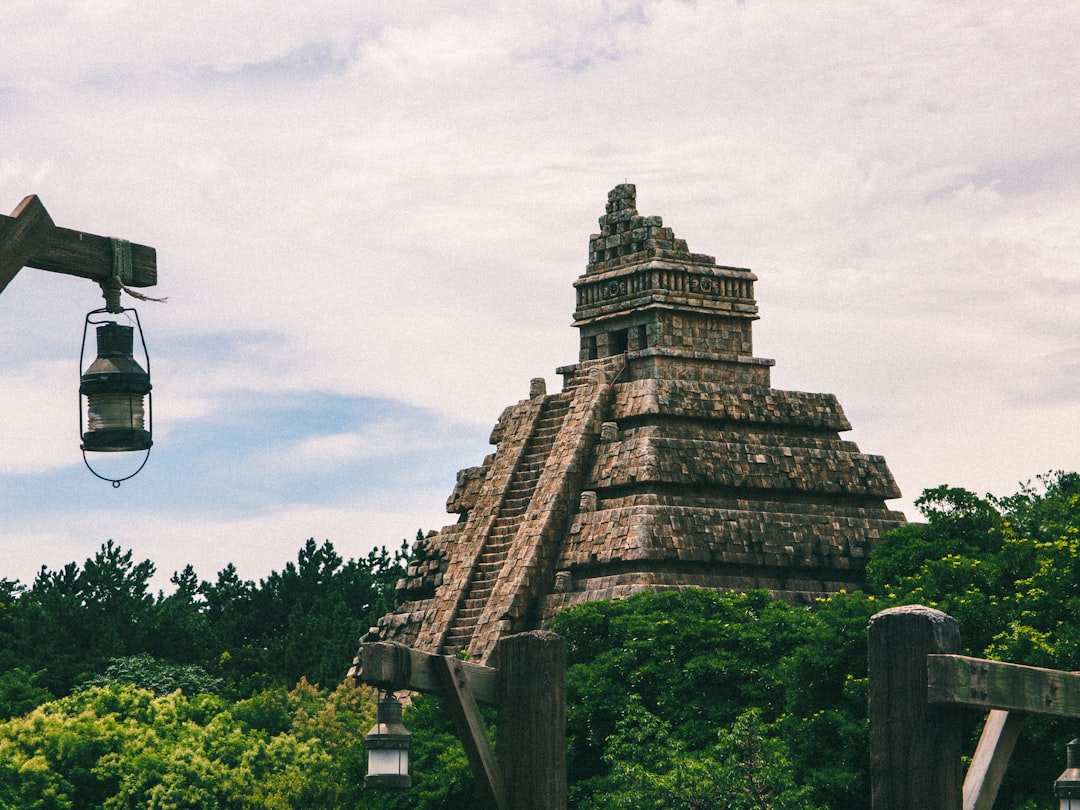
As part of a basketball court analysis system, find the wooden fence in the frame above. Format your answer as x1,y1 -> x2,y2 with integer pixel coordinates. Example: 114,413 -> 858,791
869,604 -> 1080,810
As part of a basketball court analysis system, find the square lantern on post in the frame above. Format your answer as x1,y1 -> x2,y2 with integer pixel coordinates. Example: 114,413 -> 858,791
365,693 -> 412,789
1056,738 -> 1080,810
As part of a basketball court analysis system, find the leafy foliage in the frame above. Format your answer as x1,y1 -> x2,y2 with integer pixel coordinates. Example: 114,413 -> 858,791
80,654 -> 225,697
13,540 -> 158,696
549,588 -> 879,810
0,680 -> 376,809
596,699 -> 822,810
0,535 -> 410,806
0,668 -> 52,721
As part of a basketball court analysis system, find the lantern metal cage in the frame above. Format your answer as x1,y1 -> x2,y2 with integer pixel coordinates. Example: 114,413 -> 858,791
1057,738 -> 1080,810
364,693 -> 412,789
79,306 -> 152,485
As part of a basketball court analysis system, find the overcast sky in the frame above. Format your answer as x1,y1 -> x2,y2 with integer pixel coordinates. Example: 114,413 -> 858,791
2,1 -> 1078,592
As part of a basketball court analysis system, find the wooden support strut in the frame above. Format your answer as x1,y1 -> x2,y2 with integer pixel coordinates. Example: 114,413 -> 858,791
0,195 -> 157,295
962,710 -> 1022,810
434,655 -> 507,810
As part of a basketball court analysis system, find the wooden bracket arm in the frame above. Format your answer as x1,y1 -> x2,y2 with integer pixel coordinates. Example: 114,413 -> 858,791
359,641 -> 499,706
0,195 -> 157,295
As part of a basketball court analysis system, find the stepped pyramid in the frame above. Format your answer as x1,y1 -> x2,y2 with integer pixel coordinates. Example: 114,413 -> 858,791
364,184 -> 905,666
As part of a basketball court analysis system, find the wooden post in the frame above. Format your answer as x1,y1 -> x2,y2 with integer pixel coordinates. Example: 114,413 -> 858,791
496,631 -> 566,810
868,605 -> 964,810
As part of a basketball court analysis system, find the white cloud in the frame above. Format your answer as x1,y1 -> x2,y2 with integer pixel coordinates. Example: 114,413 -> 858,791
0,360 -> 81,475
3,1 -> 1080,576
254,416 -> 465,473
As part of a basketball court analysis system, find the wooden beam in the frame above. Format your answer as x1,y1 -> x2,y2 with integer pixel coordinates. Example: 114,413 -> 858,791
434,655 -> 507,810
0,196 -> 156,288
928,654 -> 1080,718
962,710 -> 1022,810
0,195 -> 54,295
360,641 -> 499,706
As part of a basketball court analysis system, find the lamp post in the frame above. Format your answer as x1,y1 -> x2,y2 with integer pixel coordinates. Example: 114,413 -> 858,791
1056,739 -> 1080,810
1,195 -> 160,483
364,693 -> 412,789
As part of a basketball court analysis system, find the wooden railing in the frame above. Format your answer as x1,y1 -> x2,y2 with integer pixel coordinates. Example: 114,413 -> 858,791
868,605 -> 1080,810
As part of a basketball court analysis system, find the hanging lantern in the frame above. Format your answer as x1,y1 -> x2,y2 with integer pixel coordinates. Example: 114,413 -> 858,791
79,307 -> 152,484
365,693 -> 412,789
1056,738 -> 1080,810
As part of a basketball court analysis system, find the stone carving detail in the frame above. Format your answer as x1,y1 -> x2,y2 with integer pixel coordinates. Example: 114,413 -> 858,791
553,571 -> 573,593
579,491 -> 598,512
361,185 -> 905,667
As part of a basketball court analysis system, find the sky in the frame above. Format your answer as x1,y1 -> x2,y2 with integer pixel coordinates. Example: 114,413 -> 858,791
2,1 -> 1078,593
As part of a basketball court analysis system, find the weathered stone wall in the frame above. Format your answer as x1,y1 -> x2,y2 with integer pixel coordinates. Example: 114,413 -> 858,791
558,496 -> 902,576
611,380 -> 851,430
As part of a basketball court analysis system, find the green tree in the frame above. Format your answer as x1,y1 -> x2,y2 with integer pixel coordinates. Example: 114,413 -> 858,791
548,588 -> 878,810
0,680 -> 378,809
1,537 -> 410,705
866,471 -> 1080,810
202,538 -> 409,693
80,654 -> 224,697
0,668 -> 53,720
12,541 -> 157,696
599,699 -> 821,810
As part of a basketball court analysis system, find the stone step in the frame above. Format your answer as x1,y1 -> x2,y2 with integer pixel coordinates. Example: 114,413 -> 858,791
442,637 -> 471,654
438,391 -> 576,662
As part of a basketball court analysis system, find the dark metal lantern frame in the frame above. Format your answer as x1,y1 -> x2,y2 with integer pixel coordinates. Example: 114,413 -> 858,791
364,693 -> 412,789
79,306 -> 153,486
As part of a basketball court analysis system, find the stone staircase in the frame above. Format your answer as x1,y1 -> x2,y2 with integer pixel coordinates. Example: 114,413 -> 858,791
440,393 -> 571,656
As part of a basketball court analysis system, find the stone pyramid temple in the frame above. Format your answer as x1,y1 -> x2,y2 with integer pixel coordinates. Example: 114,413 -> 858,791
367,184 -> 905,665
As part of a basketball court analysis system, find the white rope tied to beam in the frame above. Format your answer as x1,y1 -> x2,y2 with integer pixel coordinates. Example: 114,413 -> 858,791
109,236 -> 168,306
